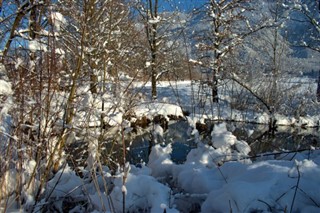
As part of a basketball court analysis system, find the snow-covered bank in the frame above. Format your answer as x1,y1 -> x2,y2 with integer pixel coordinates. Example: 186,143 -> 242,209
134,79 -> 320,127
11,123 -> 318,213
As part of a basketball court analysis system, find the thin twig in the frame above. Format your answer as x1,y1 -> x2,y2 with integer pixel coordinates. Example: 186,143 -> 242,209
297,187 -> 320,208
290,164 -> 301,213
257,199 -> 273,212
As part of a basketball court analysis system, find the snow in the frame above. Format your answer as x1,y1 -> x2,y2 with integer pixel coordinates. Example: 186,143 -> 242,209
148,144 -> 174,177
55,48 -> 65,55
29,135 -> 319,212
111,172 -> 179,213
152,124 -> 164,143
104,111 -> 123,126
2,77 -> 320,212
50,12 -> 67,31
275,113 -> 296,126
211,123 -> 237,148
29,40 -> 47,52
148,16 -> 161,24
145,61 -> 151,67
0,64 -> 13,171
46,166 -> 83,198
0,79 -> 13,96
134,102 -> 184,119
14,58 -> 23,69
2,0 -> 320,211
1,169 -> 17,198
189,58 -> 203,65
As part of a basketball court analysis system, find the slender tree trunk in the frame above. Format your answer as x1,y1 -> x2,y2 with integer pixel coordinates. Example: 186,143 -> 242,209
212,68 -> 218,103
2,2 -> 30,59
317,70 -> 320,102
211,7 -> 220,103
147,0 -> 158,100
151,53 -> 157,99
90,68 -> 98,94
29,0 -> 37,40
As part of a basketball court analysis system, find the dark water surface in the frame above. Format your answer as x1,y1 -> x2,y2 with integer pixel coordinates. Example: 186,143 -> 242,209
127,120 -> 320,164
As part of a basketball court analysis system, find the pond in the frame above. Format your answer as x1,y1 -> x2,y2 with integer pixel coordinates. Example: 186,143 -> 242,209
66,120 -> 320,172
127,120 -> 196,164
126,120 -> 320,164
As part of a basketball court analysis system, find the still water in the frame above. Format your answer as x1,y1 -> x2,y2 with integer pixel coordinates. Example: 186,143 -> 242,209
127,120 -> 320,164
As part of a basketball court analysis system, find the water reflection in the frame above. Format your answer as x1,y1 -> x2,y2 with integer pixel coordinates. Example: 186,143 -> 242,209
127,120 -> 196,164
227,122 -> 320,155
127,121 -> 320,164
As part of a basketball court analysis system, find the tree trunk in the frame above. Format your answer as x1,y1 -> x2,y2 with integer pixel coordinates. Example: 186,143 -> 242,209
212,69 -> 219,103
90,73 -> 98,94
151,67 -> 157,99
317,70 -> 320,102
2,2 -> 30,59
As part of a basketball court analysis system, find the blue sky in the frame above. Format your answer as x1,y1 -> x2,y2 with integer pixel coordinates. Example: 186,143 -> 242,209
159,0 -> 207,12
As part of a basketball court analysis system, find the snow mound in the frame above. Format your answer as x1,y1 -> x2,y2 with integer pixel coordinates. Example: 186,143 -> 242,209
211,123 -> 238,148
210,123 -> 251,159
110,172 -> 178,213
28,146 -> 320,213
134,102 -> 184,118
202,159 -> 320,212
46,166 -> 83,198
148,144 -> 174,177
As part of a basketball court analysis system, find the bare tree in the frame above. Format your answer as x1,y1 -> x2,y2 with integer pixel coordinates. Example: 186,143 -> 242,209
193,0 -> 271,103
0,0 -> 76,208
261,0 -> 291,108
225,0 -> 320,127
135,0 -> 161,100
290,0 -> 320,52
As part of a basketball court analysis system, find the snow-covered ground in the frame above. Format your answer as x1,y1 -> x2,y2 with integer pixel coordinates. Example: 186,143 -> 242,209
2,78 -> 320,212
134,78 -> 320,127
10,124 -> 319,212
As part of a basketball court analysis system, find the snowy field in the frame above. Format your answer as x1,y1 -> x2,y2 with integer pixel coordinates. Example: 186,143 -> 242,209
2,78 -> 320,212
135,78 -> 320,127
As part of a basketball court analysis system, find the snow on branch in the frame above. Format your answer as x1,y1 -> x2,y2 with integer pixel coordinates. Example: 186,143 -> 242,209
148,16 -> 161,24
